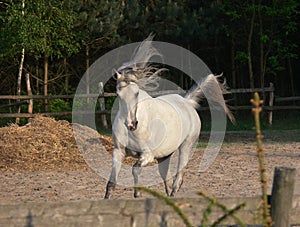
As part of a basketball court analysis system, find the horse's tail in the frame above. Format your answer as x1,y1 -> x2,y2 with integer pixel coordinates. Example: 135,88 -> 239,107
185,74 -> 235,123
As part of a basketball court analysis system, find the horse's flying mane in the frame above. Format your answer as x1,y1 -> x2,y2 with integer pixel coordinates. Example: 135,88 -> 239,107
117,34 -> 165,91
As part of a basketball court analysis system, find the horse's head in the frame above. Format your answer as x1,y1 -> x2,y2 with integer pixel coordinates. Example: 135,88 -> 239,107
115,70 -> 139,131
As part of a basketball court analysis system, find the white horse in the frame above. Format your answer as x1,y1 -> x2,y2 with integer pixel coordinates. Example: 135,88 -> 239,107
104,36 -> 234,199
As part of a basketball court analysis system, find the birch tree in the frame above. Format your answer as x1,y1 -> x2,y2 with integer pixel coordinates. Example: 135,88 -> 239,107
16,0 -> 25,123
1,0 -> 79,111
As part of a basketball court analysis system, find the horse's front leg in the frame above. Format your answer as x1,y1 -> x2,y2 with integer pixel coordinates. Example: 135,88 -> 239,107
132,148 -> 153,197
104,147 -> 125,199
132,159 -> 142,197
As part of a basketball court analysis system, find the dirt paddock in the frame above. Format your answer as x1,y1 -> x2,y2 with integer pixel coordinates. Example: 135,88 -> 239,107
0,116 -> 299,203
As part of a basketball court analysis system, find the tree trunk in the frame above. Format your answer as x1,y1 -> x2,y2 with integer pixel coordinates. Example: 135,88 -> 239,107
231,35 -> 238,107
230,35 -> 236,89
16,48 -> 25,124
44,54 -> 49,112
86,44 -> 90,104
16,0 -> 25,124
247,0 -> 256,89
287,57 -> 295,97
258,0 -> 270,101
36,64 -> 40,95
258,1 -> 265,97
64,57 -> 69,94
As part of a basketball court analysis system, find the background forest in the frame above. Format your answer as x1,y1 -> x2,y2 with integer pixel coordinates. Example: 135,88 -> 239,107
0,0 -> 299,125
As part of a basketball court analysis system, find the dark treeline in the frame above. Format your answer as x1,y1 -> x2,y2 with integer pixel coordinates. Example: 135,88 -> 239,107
0,0 -> 299,104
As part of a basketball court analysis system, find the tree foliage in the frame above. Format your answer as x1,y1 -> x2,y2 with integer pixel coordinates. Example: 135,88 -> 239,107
222,0 -> 299,89
71,0 -> 122,49
1,0 -> 79,59
0,0 -> 299,101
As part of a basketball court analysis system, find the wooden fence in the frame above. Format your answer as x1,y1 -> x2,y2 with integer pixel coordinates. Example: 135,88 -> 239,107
0,82 -> 299,125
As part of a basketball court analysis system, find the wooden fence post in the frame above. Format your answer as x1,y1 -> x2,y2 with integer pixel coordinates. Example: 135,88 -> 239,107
271,166 -> 296,227
99,82 -> 108,129
25,73 -> 33,115
268,83 -> 274,125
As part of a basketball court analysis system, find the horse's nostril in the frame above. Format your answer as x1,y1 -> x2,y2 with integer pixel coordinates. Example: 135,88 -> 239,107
128,121 -> 138,131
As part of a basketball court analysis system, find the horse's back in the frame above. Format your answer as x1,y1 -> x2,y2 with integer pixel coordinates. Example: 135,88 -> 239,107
156,94 -> 201,129
149,94 -> 201,155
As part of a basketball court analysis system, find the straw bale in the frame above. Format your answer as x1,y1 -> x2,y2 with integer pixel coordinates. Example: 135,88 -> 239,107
0,116 -> 114,173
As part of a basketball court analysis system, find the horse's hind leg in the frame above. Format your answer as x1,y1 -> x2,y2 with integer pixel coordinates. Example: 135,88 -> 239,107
170,137 -> 197,197
132,160 -> 142,198
157,154 -> 172,196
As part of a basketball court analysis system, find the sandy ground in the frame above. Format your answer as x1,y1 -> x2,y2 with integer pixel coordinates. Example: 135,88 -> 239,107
0,117 -> 299,203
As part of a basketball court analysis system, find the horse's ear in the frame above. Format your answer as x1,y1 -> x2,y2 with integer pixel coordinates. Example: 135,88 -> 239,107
113,69 -> 123,80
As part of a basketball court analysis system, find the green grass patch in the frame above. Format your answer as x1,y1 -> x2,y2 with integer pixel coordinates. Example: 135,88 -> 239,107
199,109 -> 300,132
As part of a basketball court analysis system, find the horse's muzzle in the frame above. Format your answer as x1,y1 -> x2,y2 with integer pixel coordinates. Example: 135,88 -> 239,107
128,120 -> 138,131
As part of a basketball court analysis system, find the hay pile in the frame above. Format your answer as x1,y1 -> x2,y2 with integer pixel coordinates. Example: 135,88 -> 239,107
0,116 -> 114,173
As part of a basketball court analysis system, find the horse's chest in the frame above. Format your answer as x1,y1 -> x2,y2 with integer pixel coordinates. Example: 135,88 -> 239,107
127,113 -> 183,154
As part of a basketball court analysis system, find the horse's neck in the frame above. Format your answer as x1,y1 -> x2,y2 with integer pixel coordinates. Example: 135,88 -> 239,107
138,89 -> 152,101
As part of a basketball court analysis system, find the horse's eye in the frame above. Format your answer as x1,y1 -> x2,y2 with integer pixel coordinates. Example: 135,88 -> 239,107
117,85 -> 122,91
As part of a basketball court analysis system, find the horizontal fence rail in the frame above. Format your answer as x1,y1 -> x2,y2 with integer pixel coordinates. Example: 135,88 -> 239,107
0,110 -> 111,118
0,83 -> 299,125
276,96 -> 300,102
229,87 -> 275,93
0,93 -> 117,100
